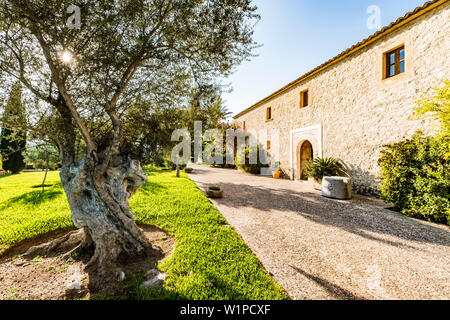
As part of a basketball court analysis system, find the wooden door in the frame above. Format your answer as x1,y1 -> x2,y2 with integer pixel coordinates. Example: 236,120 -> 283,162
297,140 -> 313,180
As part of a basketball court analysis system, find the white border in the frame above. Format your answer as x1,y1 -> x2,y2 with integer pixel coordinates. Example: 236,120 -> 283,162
289,124 -> 323,180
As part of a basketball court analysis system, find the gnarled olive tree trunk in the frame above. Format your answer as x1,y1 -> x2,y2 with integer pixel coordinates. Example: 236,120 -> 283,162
59,154 -> 150,283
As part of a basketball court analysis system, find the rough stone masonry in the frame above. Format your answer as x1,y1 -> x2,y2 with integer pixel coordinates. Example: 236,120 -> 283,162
233,1 -> 450,196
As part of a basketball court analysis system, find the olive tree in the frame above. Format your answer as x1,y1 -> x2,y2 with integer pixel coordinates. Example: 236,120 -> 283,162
0,0 -> 258,285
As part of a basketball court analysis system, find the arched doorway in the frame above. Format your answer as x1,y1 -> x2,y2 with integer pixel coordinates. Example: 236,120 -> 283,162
297,140 -> 313,180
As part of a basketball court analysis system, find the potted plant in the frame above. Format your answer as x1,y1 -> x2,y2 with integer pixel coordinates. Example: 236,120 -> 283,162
304,157 -> 344,190
272,161 -> 281,179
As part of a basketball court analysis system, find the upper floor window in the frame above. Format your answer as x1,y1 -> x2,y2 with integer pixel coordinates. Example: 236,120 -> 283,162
243,121 -> 246,130
300,89 -> 309,108
267,140 -> 271,150
385,46 -> 405,78
266,107 -> 272,120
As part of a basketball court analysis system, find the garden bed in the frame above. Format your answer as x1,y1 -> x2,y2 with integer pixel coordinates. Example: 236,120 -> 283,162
0,225 -> 174,300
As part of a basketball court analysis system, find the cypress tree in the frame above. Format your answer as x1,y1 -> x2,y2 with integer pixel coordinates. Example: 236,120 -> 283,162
0,82 -> 26,174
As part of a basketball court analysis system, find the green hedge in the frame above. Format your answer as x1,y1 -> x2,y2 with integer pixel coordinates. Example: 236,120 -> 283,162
378,133 -> 450,225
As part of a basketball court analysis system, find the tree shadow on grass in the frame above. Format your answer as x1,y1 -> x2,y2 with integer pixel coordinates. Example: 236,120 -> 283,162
0,189 -> 63,209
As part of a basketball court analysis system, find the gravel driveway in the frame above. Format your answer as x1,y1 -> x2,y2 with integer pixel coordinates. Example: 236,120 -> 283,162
188,164 -> 450,300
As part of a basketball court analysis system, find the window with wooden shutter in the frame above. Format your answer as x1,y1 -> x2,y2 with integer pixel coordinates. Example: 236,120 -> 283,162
300,90 -> 309,108
266,107 -> 272,120
385,46 -> 405,78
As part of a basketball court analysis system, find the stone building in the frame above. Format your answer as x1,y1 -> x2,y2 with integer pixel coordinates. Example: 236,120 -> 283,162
233,0 -> 450,195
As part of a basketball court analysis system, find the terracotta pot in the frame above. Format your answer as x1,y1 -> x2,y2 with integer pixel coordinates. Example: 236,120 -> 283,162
272,171 -> 281,179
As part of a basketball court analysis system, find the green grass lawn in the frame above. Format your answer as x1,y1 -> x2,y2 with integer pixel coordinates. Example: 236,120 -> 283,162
0,169 -> 287,300
0,171 -> 73,251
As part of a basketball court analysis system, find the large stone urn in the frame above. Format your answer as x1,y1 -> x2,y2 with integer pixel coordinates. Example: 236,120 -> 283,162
321,176 -> 352,200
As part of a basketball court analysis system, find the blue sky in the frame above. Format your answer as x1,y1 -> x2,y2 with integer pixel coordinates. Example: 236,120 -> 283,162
223,0 -> 427,117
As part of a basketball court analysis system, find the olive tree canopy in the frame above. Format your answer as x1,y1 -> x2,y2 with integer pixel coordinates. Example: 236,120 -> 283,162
0,0 -> 258,288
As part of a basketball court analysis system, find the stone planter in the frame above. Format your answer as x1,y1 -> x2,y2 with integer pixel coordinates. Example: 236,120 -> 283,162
321,176 -> 352,200
206,186 -> 224,198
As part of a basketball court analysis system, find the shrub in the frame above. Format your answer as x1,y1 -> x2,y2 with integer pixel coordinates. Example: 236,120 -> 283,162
413,80 -> 450,138
162,158 -> 175,169
204,122 -> 238,169
304,157 -> 343,181
184,167 -> 193,173
235,146 -> 265,174
378,133 -> 450,225
24,144 -> 60,170
162,158 -> 185,170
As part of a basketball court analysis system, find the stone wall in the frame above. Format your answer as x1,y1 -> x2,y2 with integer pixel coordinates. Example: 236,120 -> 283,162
234,3 -> 450,196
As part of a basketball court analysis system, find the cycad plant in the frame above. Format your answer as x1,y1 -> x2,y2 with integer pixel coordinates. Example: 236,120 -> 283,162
305,157 -> 344,181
